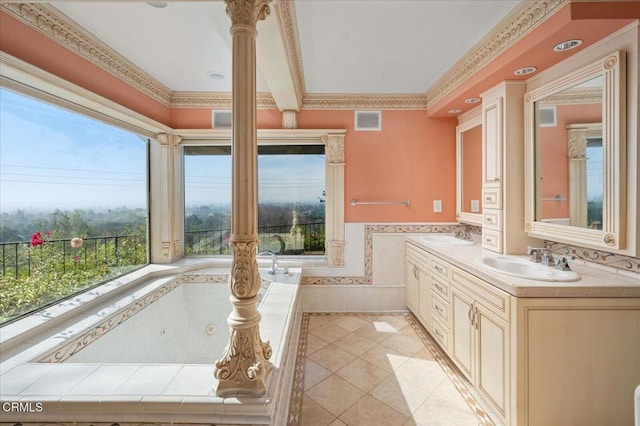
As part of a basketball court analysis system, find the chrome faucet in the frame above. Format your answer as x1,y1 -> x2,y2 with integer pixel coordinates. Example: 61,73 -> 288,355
556,256 -> 571,271
527,246 -> 559,268
258,250 -> 278,274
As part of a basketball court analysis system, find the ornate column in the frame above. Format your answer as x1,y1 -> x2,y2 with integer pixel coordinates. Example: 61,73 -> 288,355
323,133 -> 346,267
568,128 -> 588,228
214,0 -> 273,397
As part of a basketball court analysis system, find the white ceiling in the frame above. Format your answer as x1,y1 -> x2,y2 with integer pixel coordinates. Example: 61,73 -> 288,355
52,0 -> 520,96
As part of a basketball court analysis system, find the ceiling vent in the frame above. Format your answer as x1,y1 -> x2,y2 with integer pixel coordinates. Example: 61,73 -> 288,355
212,110 -> 232,129
538,106 -> 556,127
355,111 -> 382,131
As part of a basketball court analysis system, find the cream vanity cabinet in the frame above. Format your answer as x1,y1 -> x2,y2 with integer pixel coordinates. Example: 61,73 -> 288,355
450,266 -> 511,421
405,243 -> 431,329
481,81 -> 531,254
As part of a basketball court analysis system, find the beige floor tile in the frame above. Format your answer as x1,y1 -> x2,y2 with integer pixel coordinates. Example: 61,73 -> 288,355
393,356 -> 448,394
308,344 -> 357,373
308,315 -> 332,330
329,419 -> 347,426
306,375 -> 365,417
411,347 -> 437,361
380,333 -> 425,356
404,391 -> 480,426
339,394 -> 409,426
352,322 -> 397,343
310,323 -> 352,343
400,324 -> 420,338
328,315 -> 369,332
333,332 -> 379,356
360,344 -> 410,373
306,333 -> 331,356
304,359 -> 332,391
335,358 -> 390,392
375,315 -> 410,331
300,395 -> 337,426
370,375 -> 433,417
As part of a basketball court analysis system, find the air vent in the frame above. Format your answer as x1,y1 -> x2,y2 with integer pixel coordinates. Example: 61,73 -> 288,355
355,111 -> 381,131
538,106 -> 556,127
212,110 -> 232,128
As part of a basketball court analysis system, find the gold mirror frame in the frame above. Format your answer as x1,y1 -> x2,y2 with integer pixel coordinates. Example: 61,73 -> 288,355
524,51 -> 626,251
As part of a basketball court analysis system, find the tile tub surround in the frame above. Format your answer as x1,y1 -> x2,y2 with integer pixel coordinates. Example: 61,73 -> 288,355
406,235 -> 640,297
0,265 -> 303,424
286,313 -> 496,425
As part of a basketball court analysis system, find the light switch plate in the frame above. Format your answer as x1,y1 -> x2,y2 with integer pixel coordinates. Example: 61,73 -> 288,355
433,199 -> 442,213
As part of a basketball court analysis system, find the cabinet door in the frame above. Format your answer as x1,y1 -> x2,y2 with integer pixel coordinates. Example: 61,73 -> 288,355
417,268 -> 431,331
405,258 -> 419,313
476,307 -> 509,419
482,97 -> 503,187
451,286 -> 474,380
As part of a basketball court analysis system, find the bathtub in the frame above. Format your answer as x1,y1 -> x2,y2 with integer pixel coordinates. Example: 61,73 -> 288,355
0,261 -> 302,424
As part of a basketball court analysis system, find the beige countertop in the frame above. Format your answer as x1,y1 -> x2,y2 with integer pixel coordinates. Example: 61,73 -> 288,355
406,234 -> 640,298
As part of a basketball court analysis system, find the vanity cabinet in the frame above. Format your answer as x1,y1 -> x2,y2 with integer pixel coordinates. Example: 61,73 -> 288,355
481,81 -> 531,254
406,244 -> 431,329
450,266 -> 511,421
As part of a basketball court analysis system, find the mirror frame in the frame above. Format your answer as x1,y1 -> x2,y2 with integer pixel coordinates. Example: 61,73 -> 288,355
456,107 -> 483,226
524,51 -> 626,251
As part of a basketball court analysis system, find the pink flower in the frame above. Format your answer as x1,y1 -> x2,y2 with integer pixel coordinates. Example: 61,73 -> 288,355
31,231 -> 44,247
70,238 -> 83,249
46,230 -> 52,236
73,255 -> 80,262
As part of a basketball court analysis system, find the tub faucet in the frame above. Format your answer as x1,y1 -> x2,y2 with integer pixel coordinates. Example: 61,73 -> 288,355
258,250 -> 278,274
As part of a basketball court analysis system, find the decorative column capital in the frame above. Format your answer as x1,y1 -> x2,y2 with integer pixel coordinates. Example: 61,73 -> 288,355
225,0 -> 272,27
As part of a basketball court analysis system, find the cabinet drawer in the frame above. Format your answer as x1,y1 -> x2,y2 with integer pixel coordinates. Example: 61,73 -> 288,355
482,188 -> 502,209
482,229 -> 503,253
431,291 -> 449,326
451,266 -> 511,321
483,210 -> 502,230
430,256 -> 450,279
430,274 -> 449,299
431,317 -> 449,352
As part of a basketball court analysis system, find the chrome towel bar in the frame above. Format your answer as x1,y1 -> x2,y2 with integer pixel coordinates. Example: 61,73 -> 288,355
350,199 -> 410,206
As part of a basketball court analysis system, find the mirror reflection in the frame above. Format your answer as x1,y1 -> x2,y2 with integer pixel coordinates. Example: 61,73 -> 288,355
534,75 -> 603,229
461,125 -> 482,214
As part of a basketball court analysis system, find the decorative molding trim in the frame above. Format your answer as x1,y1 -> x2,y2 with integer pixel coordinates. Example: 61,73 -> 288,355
170,91 -> 277,109
546,241 -> 640,273
274,0 -> 305,107
426,0 -> 568,108
0,2 -> 173,106
302,93 -> 428,110
282,109 -> 298,129
538,87 -> 602,105
302,223 -> 463,285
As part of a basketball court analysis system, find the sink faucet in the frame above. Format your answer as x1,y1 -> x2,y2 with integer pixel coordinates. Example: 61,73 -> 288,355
527,246 -> 555,266
258,250 -> 278,274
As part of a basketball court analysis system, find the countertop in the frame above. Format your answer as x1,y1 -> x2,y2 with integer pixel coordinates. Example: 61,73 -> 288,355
406,234 -> 640,298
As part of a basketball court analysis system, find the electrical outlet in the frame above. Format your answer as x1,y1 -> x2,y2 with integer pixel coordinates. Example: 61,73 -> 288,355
471,199 -> 480,212
433,199 -> 443,213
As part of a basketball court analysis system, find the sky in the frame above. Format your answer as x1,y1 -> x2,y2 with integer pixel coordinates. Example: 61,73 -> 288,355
1,88 -> 325,214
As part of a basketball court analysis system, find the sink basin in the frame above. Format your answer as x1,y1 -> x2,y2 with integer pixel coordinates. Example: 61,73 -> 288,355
477,256 -> 580,282
417,234 -> 475,246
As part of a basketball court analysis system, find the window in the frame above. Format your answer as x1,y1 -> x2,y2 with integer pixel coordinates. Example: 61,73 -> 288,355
0,88 -> 149,324
184,144 -> 326,255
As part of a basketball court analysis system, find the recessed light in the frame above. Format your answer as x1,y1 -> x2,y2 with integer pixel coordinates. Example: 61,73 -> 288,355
465,97 -> 481,104
208,71 -> 225,80
554,39 -> 582,52
514,66 -> 537,76
147,2 -> 168,8
448,109 -> 462,114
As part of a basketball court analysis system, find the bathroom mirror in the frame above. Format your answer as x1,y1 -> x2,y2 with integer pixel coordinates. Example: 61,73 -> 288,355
525,51 -> 626,251
456,108 -> 483,226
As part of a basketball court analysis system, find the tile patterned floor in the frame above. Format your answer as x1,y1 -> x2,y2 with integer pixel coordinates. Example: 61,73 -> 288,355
287,313 -> 496,426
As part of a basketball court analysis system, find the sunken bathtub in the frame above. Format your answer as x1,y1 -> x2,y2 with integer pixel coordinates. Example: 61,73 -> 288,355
0,261 -> 302,424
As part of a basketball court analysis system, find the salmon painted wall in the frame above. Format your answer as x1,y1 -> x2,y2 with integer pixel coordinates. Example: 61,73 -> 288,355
173,108 -> 282,129
538,103 -> 602,219
461,125 -> 482,213
0,11 -> 171,125
299,110 -> 457,223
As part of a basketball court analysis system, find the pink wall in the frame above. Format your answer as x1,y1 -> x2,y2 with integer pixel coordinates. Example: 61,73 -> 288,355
170,108 -> 282,129
461,126 -> 482,213
538,103 -> 602,218
299,110 -> 457,223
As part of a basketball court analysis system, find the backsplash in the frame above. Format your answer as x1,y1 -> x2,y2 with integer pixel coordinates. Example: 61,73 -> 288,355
545,241 -> 640,275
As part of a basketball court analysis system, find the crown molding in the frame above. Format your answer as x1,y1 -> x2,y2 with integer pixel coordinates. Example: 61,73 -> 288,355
273,0 -> 305,107
302,93 -> 428,110
171,91 -> 277,109
426,0 -> 568,108
1,2 -> 174,107
538,86 -> 602,105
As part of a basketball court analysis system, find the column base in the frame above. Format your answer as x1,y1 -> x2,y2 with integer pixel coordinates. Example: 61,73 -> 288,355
214,326 -> 273,397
